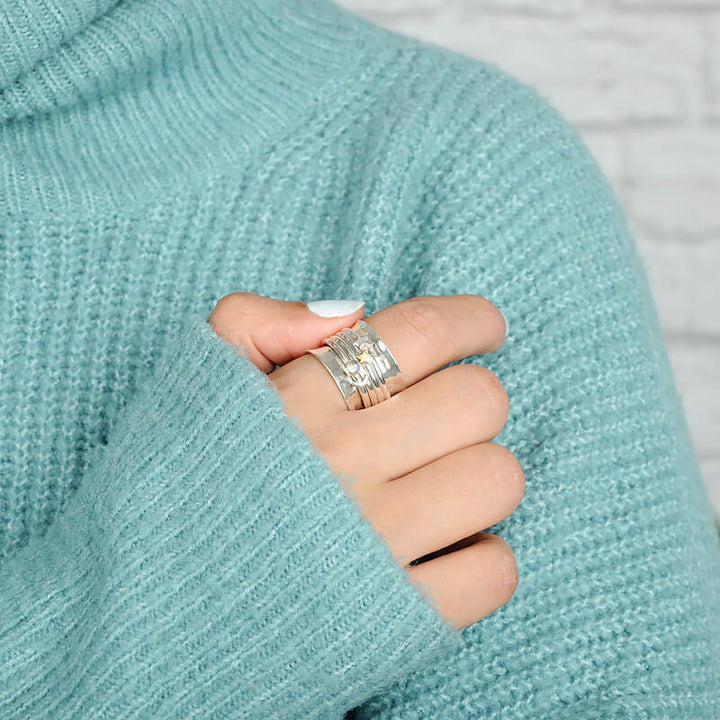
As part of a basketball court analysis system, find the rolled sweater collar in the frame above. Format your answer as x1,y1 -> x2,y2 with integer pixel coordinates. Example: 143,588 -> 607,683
0,0 -> 392,215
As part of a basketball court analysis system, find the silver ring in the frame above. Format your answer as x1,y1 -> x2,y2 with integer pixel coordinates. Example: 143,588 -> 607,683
305,319 -> 406,411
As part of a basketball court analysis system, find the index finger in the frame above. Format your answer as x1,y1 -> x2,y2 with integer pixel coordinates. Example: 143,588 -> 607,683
270,294 -> 507,413
363,294 -> 507,388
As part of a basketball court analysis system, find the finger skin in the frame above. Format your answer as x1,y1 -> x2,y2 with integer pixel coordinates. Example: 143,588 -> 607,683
321,363 -> 510,484
270,293 -> 506,411
211,292 -> 518,634
361,443 -> 525,565
209,292 -> 366,372
407,533 -> 519,630
363,294 -> 507,388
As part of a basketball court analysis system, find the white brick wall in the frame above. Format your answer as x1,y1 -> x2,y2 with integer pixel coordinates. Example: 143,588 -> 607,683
338,0 -> 720,518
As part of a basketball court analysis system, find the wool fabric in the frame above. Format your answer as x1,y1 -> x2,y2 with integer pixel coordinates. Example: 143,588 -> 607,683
1,0 -> 719,717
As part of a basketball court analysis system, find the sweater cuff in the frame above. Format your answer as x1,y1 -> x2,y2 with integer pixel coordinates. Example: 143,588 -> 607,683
74,313 -> 463,716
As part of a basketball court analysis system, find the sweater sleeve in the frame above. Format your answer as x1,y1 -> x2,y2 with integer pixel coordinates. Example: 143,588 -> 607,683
0,312 -> 464,719
349,72 -> 720,718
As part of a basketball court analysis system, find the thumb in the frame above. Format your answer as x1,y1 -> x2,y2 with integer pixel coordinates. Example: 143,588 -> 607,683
207,293 -> 366,373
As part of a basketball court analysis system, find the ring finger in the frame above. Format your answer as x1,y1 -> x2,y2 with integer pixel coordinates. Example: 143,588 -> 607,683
325,361 -> 509,484
359,442 -> 524,566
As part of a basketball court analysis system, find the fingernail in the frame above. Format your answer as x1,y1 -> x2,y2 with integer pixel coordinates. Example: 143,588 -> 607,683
499,309 -> 509,340
306,299 -> 365,317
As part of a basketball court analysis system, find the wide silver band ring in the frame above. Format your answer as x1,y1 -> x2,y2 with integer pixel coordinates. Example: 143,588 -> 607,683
305,319 -> 406,411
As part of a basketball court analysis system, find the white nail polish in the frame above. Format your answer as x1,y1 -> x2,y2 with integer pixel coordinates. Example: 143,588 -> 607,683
306,299 -> 365,317
499,309 -> 509,340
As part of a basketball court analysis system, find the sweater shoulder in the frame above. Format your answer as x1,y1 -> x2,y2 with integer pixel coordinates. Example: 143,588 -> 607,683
361,33 -> 627,252
365,33 -> 657,344
354,27 -> 616,208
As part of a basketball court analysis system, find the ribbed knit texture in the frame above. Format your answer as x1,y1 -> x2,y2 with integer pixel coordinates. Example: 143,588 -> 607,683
1,0 -> 718,718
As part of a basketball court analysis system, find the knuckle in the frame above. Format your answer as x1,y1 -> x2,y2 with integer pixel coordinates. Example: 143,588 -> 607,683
489,536 -> 519,599
209,292 -> 264,340
455,364 -> 509,418
212,291 -> 262,318
489,444 -> 526,506
305,415 -> 340,457
481,367 -> 510,414
313,416 -> 369,486
476,296 -> 508,347
455,293 -> 506,350
395,299 -> 446,347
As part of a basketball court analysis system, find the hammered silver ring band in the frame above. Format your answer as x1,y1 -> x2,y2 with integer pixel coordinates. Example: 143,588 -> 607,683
305,319 -> 406,411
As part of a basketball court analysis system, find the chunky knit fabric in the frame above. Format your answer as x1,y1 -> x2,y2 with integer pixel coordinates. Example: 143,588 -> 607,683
1,0 -> 719,717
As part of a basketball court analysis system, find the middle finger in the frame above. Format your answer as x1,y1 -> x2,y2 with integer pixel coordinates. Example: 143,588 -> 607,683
326,362 -> 509,484
364,293 -> 507,389
271,294 -> 507,414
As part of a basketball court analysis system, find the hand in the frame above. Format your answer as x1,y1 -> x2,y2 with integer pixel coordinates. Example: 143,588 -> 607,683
207,292 -> 522,630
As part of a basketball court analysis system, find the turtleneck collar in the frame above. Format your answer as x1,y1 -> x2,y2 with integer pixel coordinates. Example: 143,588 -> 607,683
0,0 -> 396,215
1,0 -> 119,93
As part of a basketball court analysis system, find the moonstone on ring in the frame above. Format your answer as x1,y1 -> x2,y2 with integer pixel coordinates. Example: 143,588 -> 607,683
305,319 -> 406,410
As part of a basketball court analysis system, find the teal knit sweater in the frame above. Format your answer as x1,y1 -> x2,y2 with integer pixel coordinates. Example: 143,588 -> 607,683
1,0 -> 719,717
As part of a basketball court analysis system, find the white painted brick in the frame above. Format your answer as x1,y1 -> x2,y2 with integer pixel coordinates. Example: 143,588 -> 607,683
623,129 -> 720,240
708,16 -> 720,119
634,235 -> 720,337
575,129 -> 625,187
625,183 -> 719,241
625,128 -> 720,178
617,0 -> 720,8
665,339 -> 720,457
549,79 -> 683,126
699,458 -> 720,521
340,7 -> 704,125
461,0 -> 584,15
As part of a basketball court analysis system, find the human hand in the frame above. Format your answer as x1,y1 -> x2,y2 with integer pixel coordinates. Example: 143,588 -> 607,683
207,292 -> 522,630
